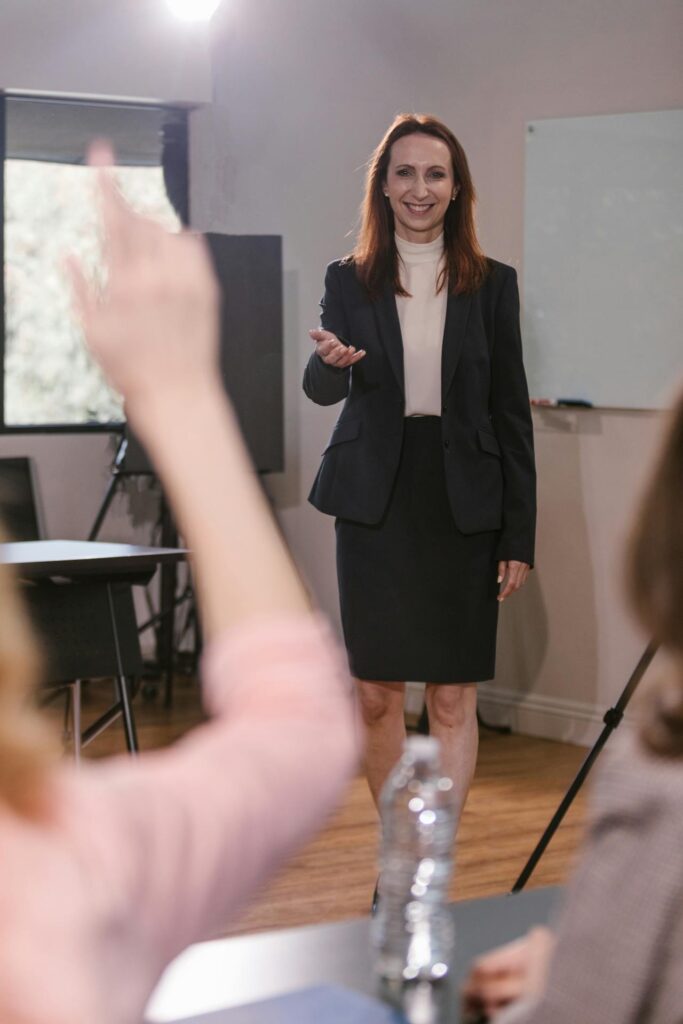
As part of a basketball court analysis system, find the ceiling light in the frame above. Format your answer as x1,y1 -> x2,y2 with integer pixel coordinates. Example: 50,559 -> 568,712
166,0 -> 222,22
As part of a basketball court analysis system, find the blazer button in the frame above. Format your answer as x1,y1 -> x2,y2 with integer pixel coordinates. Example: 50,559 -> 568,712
442,405 -> 447,414
443,439 -> 450,450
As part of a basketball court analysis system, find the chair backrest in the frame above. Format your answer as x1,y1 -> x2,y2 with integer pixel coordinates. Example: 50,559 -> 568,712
0,457 -> 44,541
26,581 -> 143,684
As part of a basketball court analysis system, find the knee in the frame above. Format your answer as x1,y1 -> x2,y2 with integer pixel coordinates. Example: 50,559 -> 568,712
356,681 -> 404,727
425,685 -> 476,730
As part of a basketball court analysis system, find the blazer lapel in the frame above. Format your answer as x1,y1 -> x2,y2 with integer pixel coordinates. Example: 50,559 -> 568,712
441,291 -> 472,401
373,282 -> 405,395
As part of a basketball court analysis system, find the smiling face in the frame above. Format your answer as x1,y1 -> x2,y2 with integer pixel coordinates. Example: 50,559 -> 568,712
383,132 -> 457,244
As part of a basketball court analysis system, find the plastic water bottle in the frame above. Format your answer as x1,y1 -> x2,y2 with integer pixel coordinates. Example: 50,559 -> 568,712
371,735 -> 456,983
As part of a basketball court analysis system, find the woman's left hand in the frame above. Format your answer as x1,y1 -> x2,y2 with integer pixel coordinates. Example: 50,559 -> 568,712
497,560 -> 530,602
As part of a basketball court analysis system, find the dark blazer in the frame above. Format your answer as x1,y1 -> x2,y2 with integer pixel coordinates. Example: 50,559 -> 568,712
303,258 -> 536,566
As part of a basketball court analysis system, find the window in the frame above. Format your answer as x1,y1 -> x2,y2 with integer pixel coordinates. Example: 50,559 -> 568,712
0,95 -> 187,431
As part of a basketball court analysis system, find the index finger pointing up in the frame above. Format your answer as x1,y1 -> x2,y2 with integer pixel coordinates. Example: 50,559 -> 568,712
88,140 -> 135,267
88,139 -> 115,171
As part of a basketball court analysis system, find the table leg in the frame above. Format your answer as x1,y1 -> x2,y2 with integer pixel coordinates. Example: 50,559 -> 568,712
107,583 -> 139,755
159,498 -> 178,709
115,675 -> 139,754
72,679 -> 82,764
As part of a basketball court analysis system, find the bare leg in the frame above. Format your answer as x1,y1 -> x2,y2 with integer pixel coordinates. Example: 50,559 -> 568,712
424,683 -> 478,826
355,678 -> 406,810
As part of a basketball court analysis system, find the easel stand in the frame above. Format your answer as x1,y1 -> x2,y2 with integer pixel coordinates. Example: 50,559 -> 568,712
511,641 -> 658,893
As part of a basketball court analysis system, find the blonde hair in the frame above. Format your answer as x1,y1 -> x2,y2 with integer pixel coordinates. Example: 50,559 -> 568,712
0,561 -> 58,817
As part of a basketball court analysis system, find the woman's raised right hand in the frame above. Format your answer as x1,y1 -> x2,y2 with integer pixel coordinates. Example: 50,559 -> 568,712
309,328 -> 366,369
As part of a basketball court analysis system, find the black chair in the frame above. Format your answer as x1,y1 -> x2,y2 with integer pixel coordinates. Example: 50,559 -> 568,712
0,457 -> 142,756
28,580 -> 142,757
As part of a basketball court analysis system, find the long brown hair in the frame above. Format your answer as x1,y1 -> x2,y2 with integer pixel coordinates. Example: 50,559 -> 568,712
352,113 -> 489,299
0,560 -> 57,818
627,387 -> 683,757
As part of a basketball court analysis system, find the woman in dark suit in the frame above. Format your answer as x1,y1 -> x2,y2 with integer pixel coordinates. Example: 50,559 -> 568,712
303,113 -> 535,826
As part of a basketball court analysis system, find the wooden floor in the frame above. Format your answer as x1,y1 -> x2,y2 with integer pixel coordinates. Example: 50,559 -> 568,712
45,675 -> 590,938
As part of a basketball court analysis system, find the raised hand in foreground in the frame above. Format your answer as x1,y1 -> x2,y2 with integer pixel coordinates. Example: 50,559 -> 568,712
68,142 -> 309,637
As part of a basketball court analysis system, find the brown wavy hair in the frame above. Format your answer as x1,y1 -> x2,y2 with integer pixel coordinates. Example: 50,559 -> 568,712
0,558 -> 57,818
627,387 -> 683,757
351,113 -> 489,299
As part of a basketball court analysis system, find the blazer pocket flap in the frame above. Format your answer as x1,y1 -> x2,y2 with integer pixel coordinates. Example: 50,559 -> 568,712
478,428 -> 501,458
323,417 -> 362,453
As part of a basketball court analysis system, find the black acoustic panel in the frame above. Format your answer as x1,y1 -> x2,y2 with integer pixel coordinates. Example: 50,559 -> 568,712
122,235 -> 284,476
206,234 -> 284,473
25,581 -> 142,684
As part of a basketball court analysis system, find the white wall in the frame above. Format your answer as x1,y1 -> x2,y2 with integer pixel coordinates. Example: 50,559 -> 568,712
0,0 -> 212,102
192,0 -> 682,743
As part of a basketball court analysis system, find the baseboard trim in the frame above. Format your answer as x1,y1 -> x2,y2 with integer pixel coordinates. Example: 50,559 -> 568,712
404,681 -> 426,715
477,684 -> 605,746
405,681 -> 617,746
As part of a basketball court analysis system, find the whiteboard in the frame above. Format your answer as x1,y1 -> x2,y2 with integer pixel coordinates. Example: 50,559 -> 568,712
523,110 -> 683,409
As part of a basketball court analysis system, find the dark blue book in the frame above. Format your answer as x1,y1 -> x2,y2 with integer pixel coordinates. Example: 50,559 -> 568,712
168,984 -> 407,1023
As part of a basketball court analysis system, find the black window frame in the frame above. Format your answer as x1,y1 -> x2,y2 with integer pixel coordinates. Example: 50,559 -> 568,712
0,92 -> 189,435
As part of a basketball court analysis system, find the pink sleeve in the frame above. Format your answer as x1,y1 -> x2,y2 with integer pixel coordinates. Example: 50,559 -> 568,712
59,613 -> 360,967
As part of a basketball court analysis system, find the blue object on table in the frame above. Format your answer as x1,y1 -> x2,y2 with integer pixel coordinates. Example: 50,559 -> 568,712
171,985 -> 406,1023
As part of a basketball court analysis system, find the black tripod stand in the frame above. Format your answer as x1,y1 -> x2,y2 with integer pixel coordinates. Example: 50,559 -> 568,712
89,428 -> 192,706
511,640 -> 658,892
88,430 -> 155,541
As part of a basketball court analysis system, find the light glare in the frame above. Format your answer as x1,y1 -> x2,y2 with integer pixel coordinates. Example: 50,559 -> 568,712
166,0 -> 222,22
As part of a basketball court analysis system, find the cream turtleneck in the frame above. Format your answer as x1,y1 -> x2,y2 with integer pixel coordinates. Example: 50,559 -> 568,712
395,232 -> 447,417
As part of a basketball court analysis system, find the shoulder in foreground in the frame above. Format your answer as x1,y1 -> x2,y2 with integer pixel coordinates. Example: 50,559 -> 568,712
595,730 -> 683,819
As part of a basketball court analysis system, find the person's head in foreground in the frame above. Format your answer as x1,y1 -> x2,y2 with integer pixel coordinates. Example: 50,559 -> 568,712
462,385 -> 683,1022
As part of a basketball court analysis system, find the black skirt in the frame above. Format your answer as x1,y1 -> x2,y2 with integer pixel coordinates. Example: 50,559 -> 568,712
335,416 -> 499,683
